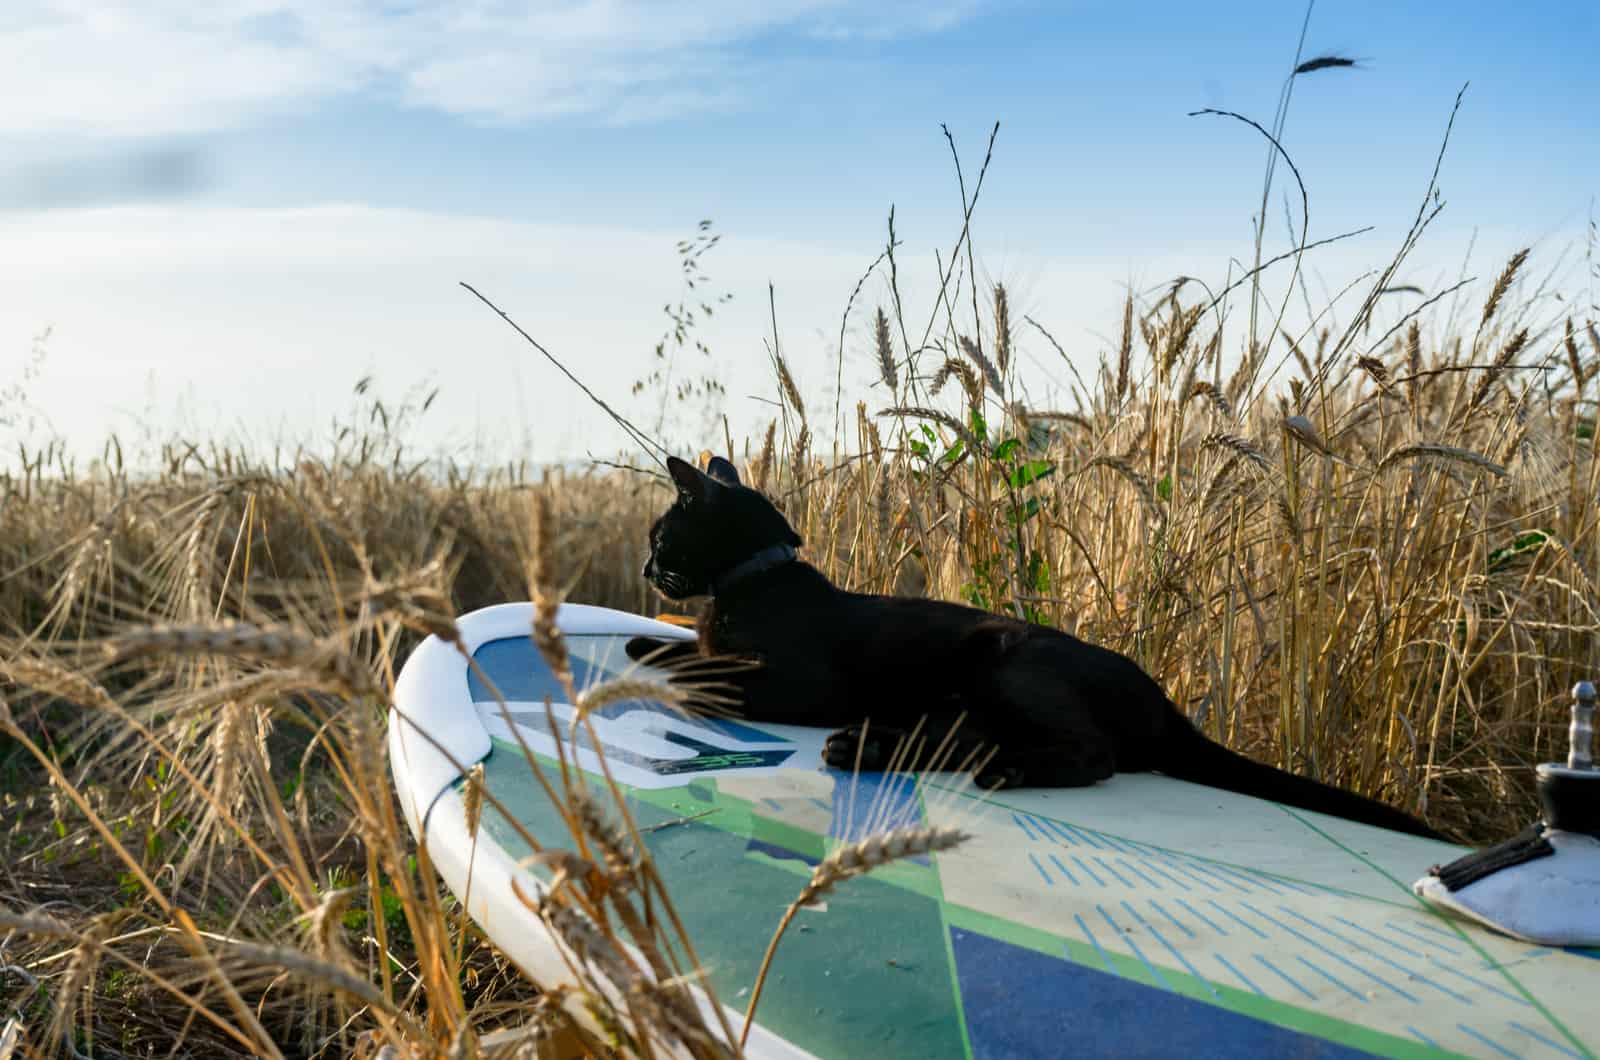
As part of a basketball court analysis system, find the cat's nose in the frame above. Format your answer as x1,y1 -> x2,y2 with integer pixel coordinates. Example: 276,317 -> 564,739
641,555 -> 655,580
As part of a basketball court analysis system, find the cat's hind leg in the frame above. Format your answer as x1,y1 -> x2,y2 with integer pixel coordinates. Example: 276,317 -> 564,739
971,735 -> 1115,789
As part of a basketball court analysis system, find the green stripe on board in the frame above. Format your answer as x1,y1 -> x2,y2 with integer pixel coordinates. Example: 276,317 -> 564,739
475,743 -> 967,1057
942,903 -> 1448,1060
1278,805 -> 1595,1060
921,780 -> 1428,910
918,786 -> 975,1060
472,741 -> 1559,1060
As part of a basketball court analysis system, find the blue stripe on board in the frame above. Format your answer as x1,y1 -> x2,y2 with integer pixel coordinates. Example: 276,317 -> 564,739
1070,826 -> 1114,851
949,928 -> 1376,1060
1035,818 -> 1080,846
1095,858 -> 1136,889
1279,909 -> 1469,1004
1096,832 -> 1143,855
1117,900 -> 1154,931
1406,1026 -> 1442,1050
1331,915 -> 1422,958
1213,953 -> 1265,996
1076,913 -> 1118,974
1137,858 -> 1191,891
1295,956 -> 1366,1003
1253,954 -> 1317,1002
1263,873 -> 1323,897
1148,899 -> 1196,939
1012,812 -> 1042,841
1071,854 -> 1107,888
1208,861 -> 1282,894
1385,920 -> 1463,955
1208,900 -> 1269,940
1185,860 -> 1254,894
1241,903 -> 1418,1004
1364,950 -> 1469,1004
1508,1020 -> 1586,1059
1457,1023 -> 1524,1060
1027,852 -> 1054,886
1412,920 -> 1466,941
1097,904 -> 1175,992
1115,858 -> 1164,889
1428,958 -> 1534,1007
1145,922 -> 1221,1000
1046,853 -> 1080,886
1176,898 -> 1226,936
1150,852 -> 1225,892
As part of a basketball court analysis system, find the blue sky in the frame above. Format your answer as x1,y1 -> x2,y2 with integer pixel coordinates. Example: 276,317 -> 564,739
1,1 -> 1594,464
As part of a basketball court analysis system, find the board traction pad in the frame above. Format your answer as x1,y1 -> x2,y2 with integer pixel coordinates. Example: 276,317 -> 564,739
465,636 -> 1598,1060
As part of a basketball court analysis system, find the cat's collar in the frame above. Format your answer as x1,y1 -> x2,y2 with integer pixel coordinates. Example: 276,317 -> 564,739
712,543 -> 797,595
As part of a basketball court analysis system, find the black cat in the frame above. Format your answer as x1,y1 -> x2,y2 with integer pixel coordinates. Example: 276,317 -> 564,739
627,454 -> 1440,839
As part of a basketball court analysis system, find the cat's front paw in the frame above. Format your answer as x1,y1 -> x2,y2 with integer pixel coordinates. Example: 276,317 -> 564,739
823,724 -> 899,772
975,763 -> 1025,790
626,636 -> 676,663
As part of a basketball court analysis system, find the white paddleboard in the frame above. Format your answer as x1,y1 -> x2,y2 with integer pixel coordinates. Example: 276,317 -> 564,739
389,602 -> 1600,1059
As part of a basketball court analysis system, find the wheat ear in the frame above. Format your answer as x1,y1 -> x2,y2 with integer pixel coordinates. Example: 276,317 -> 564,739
740,825 -> 969,1046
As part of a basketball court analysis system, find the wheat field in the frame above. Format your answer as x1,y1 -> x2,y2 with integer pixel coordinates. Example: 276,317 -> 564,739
2,149 -> 1598,1057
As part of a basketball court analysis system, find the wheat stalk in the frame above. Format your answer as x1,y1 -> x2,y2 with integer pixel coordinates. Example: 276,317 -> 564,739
741,825 -> 969,1046
106,623 -> 378,696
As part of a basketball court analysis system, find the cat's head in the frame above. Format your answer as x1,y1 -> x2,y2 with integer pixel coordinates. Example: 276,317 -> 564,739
641,455 -> 802,599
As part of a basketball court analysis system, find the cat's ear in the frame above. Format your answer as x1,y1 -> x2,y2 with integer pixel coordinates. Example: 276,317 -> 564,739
666,455 -> 707,501
667,455 -> 726,503
705,456 -> 741,486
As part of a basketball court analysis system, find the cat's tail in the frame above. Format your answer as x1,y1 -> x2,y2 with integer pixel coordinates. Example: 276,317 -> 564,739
1156,719 -> 1443,840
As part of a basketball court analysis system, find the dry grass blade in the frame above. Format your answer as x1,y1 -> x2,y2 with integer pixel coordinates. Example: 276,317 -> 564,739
1,142 -> 1591,1058
106,622 -> 377,696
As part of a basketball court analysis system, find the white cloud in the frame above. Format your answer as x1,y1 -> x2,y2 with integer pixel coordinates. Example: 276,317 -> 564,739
0,202 -> 1555,468
0,203 -> 928,464
2,1 -> 985,137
